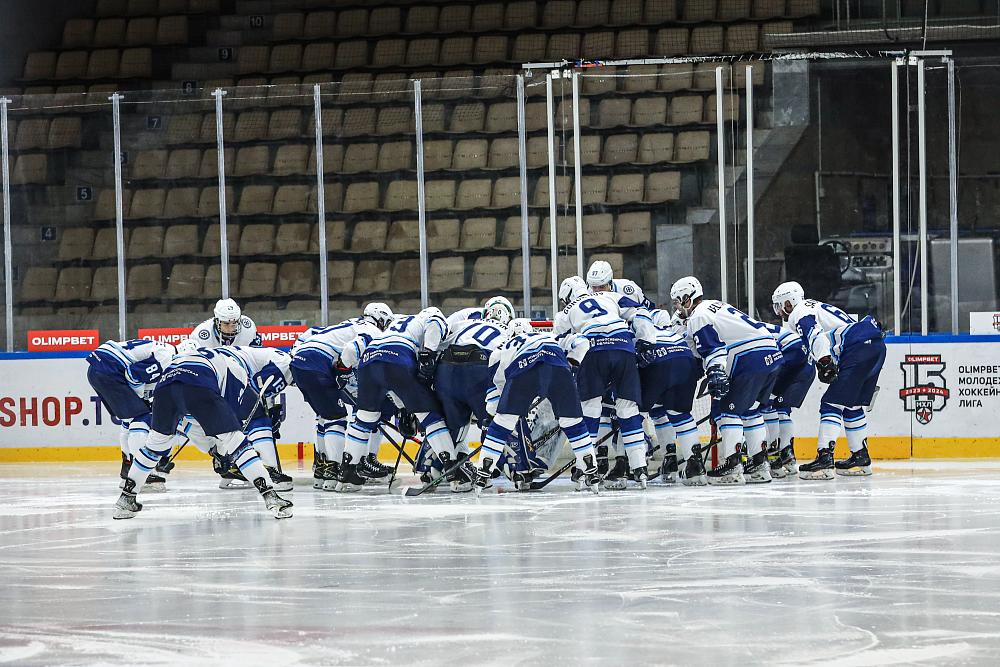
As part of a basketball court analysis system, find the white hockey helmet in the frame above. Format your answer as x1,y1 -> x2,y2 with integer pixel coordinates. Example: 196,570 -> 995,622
175,339 -> 199,355
558,276 -> 589,308
362,301 -> 395,330
586,260 -> 614,288
213,298 -> 243,343
670,276 -> 704,317
771,281 -> 805,318
483,295 -> 515,325
505,317 -> 534,341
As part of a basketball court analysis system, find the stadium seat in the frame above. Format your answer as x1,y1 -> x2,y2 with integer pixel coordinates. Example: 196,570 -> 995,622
126,264 -> 162,301
55,50 -> 89,79
668,96 -> 705,124
233,146 -> 270,178
470,256 -> 510,292
89,266 -> 119,303
388,259 -> 420,294
472,3 -> 504,31
342,108 -> 377,138
352,260 -> 392,295
453,139 -> 488,170
48,117 -> 82,149
588,252 -> 624,278
532,175 -> 571,207
484,102 -> 518,134
307,144 -> 344,175
236,185 -> 274,217
547,33 -> 581,60
162,187 -> 199,219
164,148 -> 200,179
372,6 -> 403,34
583,213 -> 614,248
542,0 -> 575,27
23,51 -> 58,80
303,11 -> 335,39
237,224 -> 275,255
406,38 -> 440,67
506,254 -> 547,290
54,267 -> 92,302
672,131 -> 711,162
576,0 -> 611,26
240,263 -> 277,298
602,134 -> 639,164
555,98 -> 590,130
607,174 -> 644,204
328,260 -> 355,293
513,34 -> 547,62
62,19 -> 95,48
637,133 -> 675,163
491,177 -> 522,209
429,257 -> 466,292
125,17 -> 156,45
441,297 -> 479,311
372,39 -> 406,68
343,182 -> 380,213
312,108 -> 344,137
487,137 -> 519,169
310,220 -> 347,253
234,110 -> 268,143
166,264 -> 205,299
58,227 -> 95,261
272,185 -> 311,216
596,98 -> 631,128
616,28 -> 649,58
459,218 -> 498,252
120,48 -> 152,78
788,0 -> 820,16
127,0 -> 156,14
440,4 -> 472,32
268,109 -> 302,140
611,211 -> 652,246
127,225 -> 164,258
342,143 -> 379,174
577,175 -> 608,205
754,0 -> 786,18
335,41 -> 368,70
93,227 -> 130,259
11,154 -> 47,184
425,180 -> 457,211
273,223 -> 311,255
537,215 -> 576,248
200,221 -> 240,257
161,225 -> 199,256
302,43 -> 335,71
269,44 -> 303,73
456,180 -> 492,210
349,221 -> 389,253
130,189 -> 166,220
93,18 -> 126,47
450,103 -> 486,133
406,6 -> 439,33
525,137 -> 549,167
377,141 -> 413,172
718,0 -> 752,21
165,113 -> 201,145
423,140 -> 453,171
683,0 -> 717,21
272,145 -> 310,176
659,63 -> 695,91
427,218 -> 460,252
632,97 -> 667,126
644,172 -> 682,202
376,107 -> 412,136
199,148 -> 235,179
581,31 -> 614,59
308,182 -> 344,214
439,37 -> 474,67
690,26 -> 724,54
384,220 -> 419,253
204,264 -> 240,297
277,261 -> 314,295
384,181 -> 418,211
726,24 -> 760,52
14,119 -> 49,151
622,64 -> 658,93
524,102 -> 548,132
705,94 -> 740,122
500,215 -> 540,249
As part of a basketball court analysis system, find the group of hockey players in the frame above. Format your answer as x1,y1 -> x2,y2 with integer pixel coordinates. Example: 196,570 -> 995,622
86,260 -> 886,521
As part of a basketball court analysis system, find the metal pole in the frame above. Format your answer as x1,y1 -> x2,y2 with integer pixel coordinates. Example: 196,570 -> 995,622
212,88 -> 230,299
0,98 -> 12,351
516,75 -> 531,315
571,71 -> 584,278
917,59 -> 928,335
946,57 -> 959,334
110,93 -> 127,339
414,79 -> 429,310
745,66 -> 755,317
891,60 -> 902,336
313,84 -> 328,326
546,73 -> 559,318
715,67 -> 728,303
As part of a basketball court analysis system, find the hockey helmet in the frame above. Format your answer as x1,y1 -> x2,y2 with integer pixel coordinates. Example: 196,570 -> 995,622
363,302 -> 395,330
670,276 -> 704,317
483,295 -> 515,325
586,260 -> 614,288
213,298 -> 243,343
505,317 -> 534,341
175,339 -> 199,355
558,276 -> 588,308
771,281 -> 805,318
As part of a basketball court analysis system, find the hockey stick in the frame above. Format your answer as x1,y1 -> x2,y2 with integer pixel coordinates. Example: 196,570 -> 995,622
338,390 -> 419,467
526,426 -> 621,491
386,436 -> 406,492
403,445 -> 482,497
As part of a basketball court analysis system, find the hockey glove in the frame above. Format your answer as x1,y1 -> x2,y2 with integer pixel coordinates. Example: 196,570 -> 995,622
268,403 -> 285,440
396,409 -> 419,440
416,350 -> 437,385
817,356 -> 839,384
333,365 -> 353,390
478,413 -> 492,431
634,339 -> 656,368
706,365 -> 730,399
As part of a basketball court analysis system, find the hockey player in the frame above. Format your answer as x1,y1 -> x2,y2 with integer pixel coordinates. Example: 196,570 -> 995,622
772,281 -> 886,479
86,338 -> 179,491
761,313 -> 816,478
639,309 -> 705,485
671,276 -> 783,485
588,259 -> 656,310
476,319 -> 600,493
189,298 -> 261,348
553,262 -> 658,487
290,303 -> 392,491
339,307 -> 476,492
113,346 -> 295,519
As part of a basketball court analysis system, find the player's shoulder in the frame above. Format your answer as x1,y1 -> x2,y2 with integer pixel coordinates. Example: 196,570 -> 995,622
192,320 -> 214,342
613,278 -> 642,296
241,316 -> 256,329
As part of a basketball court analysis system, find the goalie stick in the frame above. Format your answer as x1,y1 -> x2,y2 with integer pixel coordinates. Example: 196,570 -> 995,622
403,445 -> 483,497
518,425 -> 621,491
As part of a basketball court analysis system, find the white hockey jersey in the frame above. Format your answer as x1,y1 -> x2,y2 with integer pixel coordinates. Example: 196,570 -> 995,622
553,291 -> 656,353
88,339 -> 176,396
445,307 -> 483,332
606,278 -> 652,309
341,309 -> 447,369
684,300 -> 780,372
291,318 -> 381,371
442,318 -> 507,354
485,330 -> 569,410
190,315 -> 261,348
160,346 -> 291,410
787,299 -> 881,363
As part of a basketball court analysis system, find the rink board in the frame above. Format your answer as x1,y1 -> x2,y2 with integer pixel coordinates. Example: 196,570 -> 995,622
0,336 -> 998,461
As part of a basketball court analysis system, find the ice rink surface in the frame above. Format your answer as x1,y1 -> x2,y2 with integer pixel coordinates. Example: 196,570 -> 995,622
2,461 -> 1000,666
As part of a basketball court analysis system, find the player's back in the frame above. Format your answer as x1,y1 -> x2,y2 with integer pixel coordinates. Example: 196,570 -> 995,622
292,318 -> 373,363
90,339 -> 170,373
349,309 -> 447,367
443,318 -> 506,352
789,299 -> 881,360
559,292 -> 631,336
445,307 -> 482,332
492,330 -> 567,379
686,300 -> 778,368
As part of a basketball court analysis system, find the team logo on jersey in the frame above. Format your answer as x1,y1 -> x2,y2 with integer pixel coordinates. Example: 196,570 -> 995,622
899,354 -> 949,425
198,329 -> 210,340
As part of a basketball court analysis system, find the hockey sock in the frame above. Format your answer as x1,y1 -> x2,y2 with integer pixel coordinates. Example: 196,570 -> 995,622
367,428 -> 382,458
650,409 -> 677,452
247,418 -> 278,468
762,408 -> 780,449
581,397 -> 604,440
314,418 -> 326,459
127,429 -> 172,489
742,411 -> 767,458
818,402 -> 845,449
843,407 -> 868,452
716,413 -> 744,461
126,414 -> 152,459
415,412 -> 456,459
667,411 -> 700,462
345,411 -> 379,462
617,400 -> 647,470
231,440 -> 270,486
317,418 -> 345,461
118,422 -> 131,457
777,409 -> 794,449
560,417 -> 595,467
481,413 -> 516,463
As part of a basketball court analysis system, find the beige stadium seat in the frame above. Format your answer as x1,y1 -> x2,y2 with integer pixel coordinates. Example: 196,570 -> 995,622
638,133 -> 675,163
438,71 -> 473,101
719,0 -> 752,20
622,64 -> 658,93
449,102 -> 486,134
94,189 -> 128,220
524,102 -> 548,132
88,266 -> 118,303
537,215 -> 575,248
525,136 -> 549,167
12,154 -> 48,185
269,44 -> 302,73
204,263 -> 240,297
654,28 -> 689,56
684,0 -> 717,21
277,261 -> 314,295
616,28 -> 649,58
429,257 -> 466,292
596,98 -> 631,128
23,51 -> 58,80
452,139 -> 488,170
383,181 -> 418,211
372,39 -> 406,68
439,4 -> 472,31
441,297 -> 479,311
734,62 -> 765,88
304,11 -> 336,39
308,182 -> 344,214
726,23 -> 760,52
405,38 -> 439,67
588,252 -> 623,278
272,12 -> 304,41
234,110 -> 268,143
48,117 -> 82,149
343,182 -> 380,213
532,175 -> 571,207
273,145 -> 310,176
660,63 -> 695,92
706,94 -> 740,123
239,263 -> 277,298
611,0 -> 646,25
406,6 -> 439,33
267,109 -> 301,140
500,215 -> 540,249
232,146 -> 270,178
349,221 -> 389,253
427,218 -> 460,253
15,119 -> 50,151
55,50 -> 89,79
469,256 -> 510,292
472,3 -> 505,31
507,254 -> 547,291
672,131 -> 711,162
491,177 -> 522,209
645,172 -> 682,202
565,134 -> 600,167
130,189 -> 166,219
352,260 -> 392,295
611,211 -> 652,246
631,97 -> 667,126
161,225 -> 199,256
607,174 -> 644,204
377,107 -> 411,136
580,31 -> 614,59
338,8 -> 370,37
387,259 -> 420,294
542,0 -> 575,27
423,140 -> 453,171
307,144 -> 344,175
371,72 -> 409,103
342,108 -> 377,138
120,48 -> 152,78
165,113 -> 201,145
576,0 -> 611,26
301,43 -> 334,71
788,0 -> 820,17
198,147 -> 234,179
238,45 -> 269,75
311,220 -> 347,252
166,264 -> 205,299
425,180 -> 457,211
487,137 -> 518,170
58,227 -> 95,261
513,34 -> 547,63
312,108 -> 344,137
546,33 -> 580,60
377,141 -> 413,172
200,222 -> 240,257
384,220 -> 419,253
93,227 -> 130,259
162,187 -> 199,219
456,179 -> 492,210
126,264 -> 163,301
21,267 -> 59,302
63,19 -> 95,48
237,224 -> 275,255
127,225 -> 164,258
582,213 -> 614,248
438,37 -> 473,67
668,96 -> 705,124
127,0 -> 156,14
132,150 -> 168,180
694,62 -> 728,90
272,185 -> 311,217
577,175 -> 608,205
197,185 -> 235,219
505,1 -> 537,29
328,259 -> 355,294
459,218 -> 498,252
125,17 -> 157,45
54,267 -> 93,302
342,143 -> 378,174
690,26 -> 724,54
273,222 -> 311,255
485,102 -> 517,133
165,148 -> 200,179
602,134 -> 638,165
93,18 -> 126,47
335,41 -> 368,70
236,185 -> 274,217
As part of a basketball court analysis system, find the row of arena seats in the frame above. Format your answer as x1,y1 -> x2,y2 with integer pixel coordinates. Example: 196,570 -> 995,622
62,16 -> 190,48
80,172 -> 681,218
24,251 -> 623,302
56,214 -> 651,262
94,0 -> 220,16
233,23 -> 787,73
21,49 -> 154,82
5,118 -> 84,151
261,0 -> 819,41
120,131 -> 709,180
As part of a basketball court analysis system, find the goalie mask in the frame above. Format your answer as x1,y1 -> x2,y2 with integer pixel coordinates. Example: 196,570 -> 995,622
483,295 -> 515,326
213,298 -> 243,345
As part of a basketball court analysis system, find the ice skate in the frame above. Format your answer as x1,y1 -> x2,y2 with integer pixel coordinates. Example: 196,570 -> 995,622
630,465 -> 649,490
218,467 -> 251,489
596,444 -> 610,477
254,478 -> 293,519
707,452 -> 745,485
449,452 -> 477,493
312,451 -> 326,490
835,442 -> 872,477
112,478 -> 142,520
474,457 -> 494,493
142,473 -> 167,493
603,456 -> 628,490
778,440 -> 798,476
659,444 -> 678,483
321,460 -> 342,492
580,454 -> 600,494
358,453 -> 390,481
266,466 -> 294,492
337,453 -> 366,492
679,446 -> 708,486
512,470 -> 535,491
743,450 -> 772,484
799,445 -> 835,480
767,441 -> 787,479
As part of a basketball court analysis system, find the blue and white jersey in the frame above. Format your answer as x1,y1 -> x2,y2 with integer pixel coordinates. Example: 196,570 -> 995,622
445,307 -> 483,332
642,325 -> 696,366
607,278 -> 654,310
485,331 -> 570,406
442,318 -> 507,353
787,299 -> 882,364
189,315 -> 261,348
87,339 -> 176,395
341,308 -> 447,369
159,346 -> 292,412
684,300 -> 781,373
291,318 -> 381,372
553,291 -> 656,353
764,322 -> 810,370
